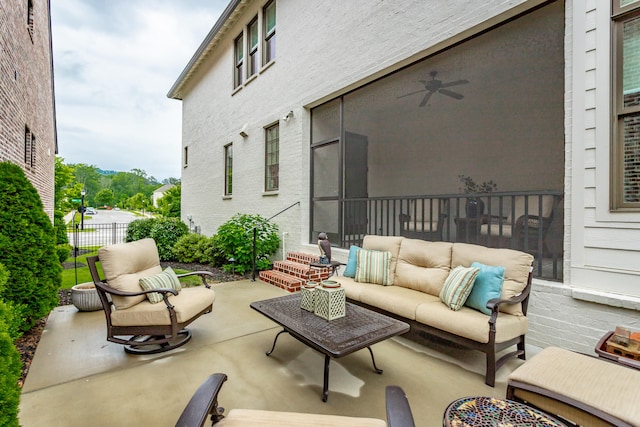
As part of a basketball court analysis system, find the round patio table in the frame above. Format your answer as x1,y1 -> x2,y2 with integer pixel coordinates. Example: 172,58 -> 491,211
443,396 -> 567,427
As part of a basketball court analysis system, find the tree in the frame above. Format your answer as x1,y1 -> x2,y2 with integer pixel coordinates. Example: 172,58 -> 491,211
127,192 -> 151,211
157,185 -> 181,217
71,164 -> 101,206
0,162 -> 61,331
94,188 -> 115,207
54,156 -> 75,211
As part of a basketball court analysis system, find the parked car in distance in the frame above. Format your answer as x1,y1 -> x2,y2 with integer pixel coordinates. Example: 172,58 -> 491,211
85,207 -> 97,215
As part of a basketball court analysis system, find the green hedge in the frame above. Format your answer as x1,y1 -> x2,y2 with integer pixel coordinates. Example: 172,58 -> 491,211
0,263 -> 22,427
0,162 -> 61,331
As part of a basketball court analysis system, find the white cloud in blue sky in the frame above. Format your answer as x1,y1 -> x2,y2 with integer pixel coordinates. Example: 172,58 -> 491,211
51,0 -> 228,181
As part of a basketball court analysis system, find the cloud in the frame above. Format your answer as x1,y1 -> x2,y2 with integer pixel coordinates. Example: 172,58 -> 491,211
51,0 -> 227,181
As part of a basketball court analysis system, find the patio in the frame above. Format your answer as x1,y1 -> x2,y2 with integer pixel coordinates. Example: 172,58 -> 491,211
19,279 -> 539,427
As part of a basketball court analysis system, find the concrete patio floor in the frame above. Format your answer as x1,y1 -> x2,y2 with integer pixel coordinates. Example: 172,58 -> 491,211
19,279 -> 535,427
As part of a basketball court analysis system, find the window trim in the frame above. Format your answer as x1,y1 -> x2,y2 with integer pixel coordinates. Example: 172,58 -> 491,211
611,1 -> 640,210
264,123 -> 279,192
224,143 -> 233,196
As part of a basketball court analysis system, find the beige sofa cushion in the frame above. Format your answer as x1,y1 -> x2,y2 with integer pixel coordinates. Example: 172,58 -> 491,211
217,409 -> 386,427
395,239 -> 452,295
360,285 -> 440,320
451,243 -> 533,315
415,301 -> 528,343
99,238 -> 162,309
362,235 -> 404,283
110,286 -> 216,326
508,347 -> 640,426
334,276 -> 372,302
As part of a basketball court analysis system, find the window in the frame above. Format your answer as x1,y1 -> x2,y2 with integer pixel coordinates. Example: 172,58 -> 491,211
224,144 -> 233,195
263,0 -> 276,64
183,146 -> 188,167
27,0 -> 34,40
265,124 -> 279,191
248,17 -> 259,77
234,34 -> 244,88
24,126 -> 35,168
612,0 -> 640,209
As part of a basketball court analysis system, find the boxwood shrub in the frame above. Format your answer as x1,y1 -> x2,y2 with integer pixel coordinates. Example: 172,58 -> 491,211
0,162 -> 61,331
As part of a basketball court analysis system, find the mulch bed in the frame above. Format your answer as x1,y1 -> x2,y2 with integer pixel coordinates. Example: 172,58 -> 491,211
14,262 -> 249,387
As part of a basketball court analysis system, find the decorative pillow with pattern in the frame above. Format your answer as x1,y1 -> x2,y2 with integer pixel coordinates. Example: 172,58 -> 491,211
139,267 -> 182,304
355,249 -> 392,285
439,266 -> 479,311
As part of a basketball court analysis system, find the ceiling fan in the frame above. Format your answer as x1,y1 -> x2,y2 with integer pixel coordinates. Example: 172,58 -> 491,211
397,71 -> 469,107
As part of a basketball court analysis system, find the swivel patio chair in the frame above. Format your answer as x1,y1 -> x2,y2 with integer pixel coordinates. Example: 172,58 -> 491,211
87,238 -> 216,355
175,373 -> 416,427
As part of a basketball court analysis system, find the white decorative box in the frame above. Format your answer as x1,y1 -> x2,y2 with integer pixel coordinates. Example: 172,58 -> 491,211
314,283 -> 345,320
300,282 -> 317,312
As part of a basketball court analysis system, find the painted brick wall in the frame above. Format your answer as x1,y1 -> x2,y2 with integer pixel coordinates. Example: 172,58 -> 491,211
0,0 -> 57,219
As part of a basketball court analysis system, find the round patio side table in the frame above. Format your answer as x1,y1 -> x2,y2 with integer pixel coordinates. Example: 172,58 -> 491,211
443,396 -> 567,427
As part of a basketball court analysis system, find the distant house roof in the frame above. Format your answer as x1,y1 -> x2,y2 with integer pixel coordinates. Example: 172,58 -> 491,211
153,184 -> 176,195
167,0 -> 248,100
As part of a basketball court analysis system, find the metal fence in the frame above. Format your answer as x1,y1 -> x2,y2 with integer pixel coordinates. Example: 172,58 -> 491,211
66,223 -> 129,250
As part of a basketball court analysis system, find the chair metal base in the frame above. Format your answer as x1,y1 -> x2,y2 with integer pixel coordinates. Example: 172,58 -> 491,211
123,329 -> 192,355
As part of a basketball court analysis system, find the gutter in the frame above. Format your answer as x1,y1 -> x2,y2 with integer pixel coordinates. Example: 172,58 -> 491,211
166,0 -> 246,100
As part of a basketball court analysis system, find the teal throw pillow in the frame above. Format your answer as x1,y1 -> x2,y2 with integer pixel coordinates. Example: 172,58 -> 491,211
355,249 -> 392,285
465,262 -> 505,315
343,245 -> 361,278
139,267 -> 182,304
439,266 -> 479,311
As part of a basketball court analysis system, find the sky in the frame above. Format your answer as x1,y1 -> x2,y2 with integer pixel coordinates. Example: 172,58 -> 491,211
51,0 -> 229,182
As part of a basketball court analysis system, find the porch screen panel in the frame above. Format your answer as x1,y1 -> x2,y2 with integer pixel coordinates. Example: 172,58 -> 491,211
312,200 -> 339,244
312,98 -> 340,143
312,142 -> 339,198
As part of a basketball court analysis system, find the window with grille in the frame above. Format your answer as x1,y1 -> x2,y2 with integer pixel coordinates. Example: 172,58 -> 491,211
612,0 -> 640,209
248,17 -> 259,77
234,33 -> 244,88
263,1 -> 276,64
24,126 -> 35,168
265,124 -> 279,191
224,143 -> 233,195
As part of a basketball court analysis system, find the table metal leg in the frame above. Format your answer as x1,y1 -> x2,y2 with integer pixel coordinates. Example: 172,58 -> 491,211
368,346 -> 383,374
322,354 -> 330,402
266,329 -> 288,356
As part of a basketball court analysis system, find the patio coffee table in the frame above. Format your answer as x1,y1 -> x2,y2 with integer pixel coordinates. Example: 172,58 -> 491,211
250,293 -> 410,402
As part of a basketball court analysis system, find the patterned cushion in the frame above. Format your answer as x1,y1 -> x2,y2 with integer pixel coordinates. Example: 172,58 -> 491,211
343,245 -> 361,278
465,262 -> 505,315
355,249 -> 392,286
439,266 -> 479,310
139,267 -> 182,304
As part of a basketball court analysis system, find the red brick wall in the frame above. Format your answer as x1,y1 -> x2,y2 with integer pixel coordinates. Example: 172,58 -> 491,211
0,0 -> 57,220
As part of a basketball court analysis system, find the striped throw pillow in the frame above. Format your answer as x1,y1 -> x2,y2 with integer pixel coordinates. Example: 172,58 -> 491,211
139,267 -> 182,304
439,266 -> 479,311
355,249 -> 392,286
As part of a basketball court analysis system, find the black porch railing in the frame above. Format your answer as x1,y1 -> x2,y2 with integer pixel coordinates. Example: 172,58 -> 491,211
340,191 -> 563,281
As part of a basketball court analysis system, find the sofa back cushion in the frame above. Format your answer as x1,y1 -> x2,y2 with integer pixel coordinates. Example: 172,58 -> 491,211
395,239 -> 452,295
451,243 -> 533,315
99,238 -> 162,309
362,235 -> 404,282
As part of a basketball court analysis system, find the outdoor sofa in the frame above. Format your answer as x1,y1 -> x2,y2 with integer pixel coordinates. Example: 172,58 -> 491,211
332,235 -> 534,386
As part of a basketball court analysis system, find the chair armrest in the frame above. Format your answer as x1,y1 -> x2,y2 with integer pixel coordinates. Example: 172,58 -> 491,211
177,271 -> 217,288
93,280 -> 178,298
385,386 -> 416,427
175,373 -> 227,427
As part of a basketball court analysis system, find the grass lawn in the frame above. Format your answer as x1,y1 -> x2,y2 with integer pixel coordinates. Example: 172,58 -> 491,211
61,249 -> 198,289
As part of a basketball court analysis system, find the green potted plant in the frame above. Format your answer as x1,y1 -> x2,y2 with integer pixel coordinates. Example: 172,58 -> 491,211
458,175 -> 497,218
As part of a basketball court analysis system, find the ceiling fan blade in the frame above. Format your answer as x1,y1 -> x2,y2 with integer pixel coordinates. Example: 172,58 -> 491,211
419,91 -> 434,107
397,89 -> 426,99
439,89 -> 464,100
440,79 -> 469,88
